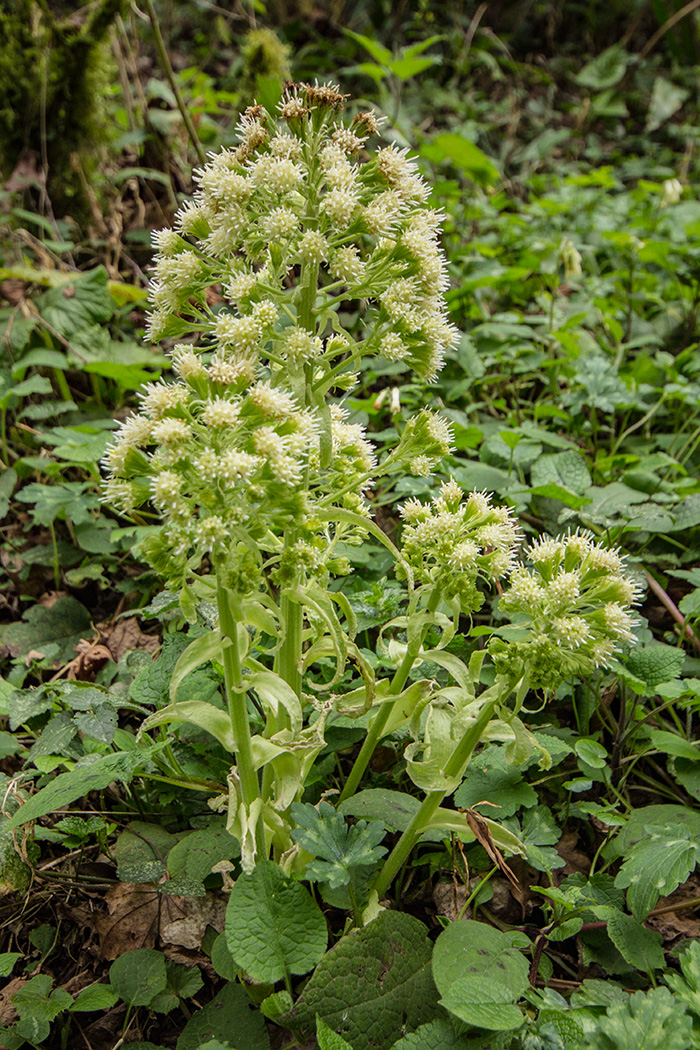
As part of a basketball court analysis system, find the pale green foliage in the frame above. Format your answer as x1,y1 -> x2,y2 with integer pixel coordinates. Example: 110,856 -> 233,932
290,801 -> 387,888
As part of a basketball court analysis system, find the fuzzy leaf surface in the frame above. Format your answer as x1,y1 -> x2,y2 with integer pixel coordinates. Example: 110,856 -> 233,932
289,911 -> 438,1050
225,860 -> 327,982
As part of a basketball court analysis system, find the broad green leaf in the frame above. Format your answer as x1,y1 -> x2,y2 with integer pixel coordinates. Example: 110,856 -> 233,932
289,911 -> 438,1050
109,949 -> 167,1007
225,860 -> 327,982
11,975 -> 73,1044
344,29 -> 392,65
582,987 -> 692,1050
167,824 -> 239,883
592,908 -> 665,973
114,821 -> 177,883
1,596 -> 92,663
623,644 -> 685,693
0,951 -> 22,977
338,788 -> 423,832
69,984 -> 119,1012
433,921 -> 529,1003
646,76 -> 690,133
439,975 -> 524,1031
0,468 -> 16,518
176,980 -> 270,1050
129,633 -> 190,707
614,824 -> 700,920
649,730 -> 700,762
390,1019 -> 478,1050
388,56 -> 438,80
530,450 -> 592,495
6,750 -> 145,829
140,701 -> 234,751
39,267 -> 114,339
430,133 -> 500,185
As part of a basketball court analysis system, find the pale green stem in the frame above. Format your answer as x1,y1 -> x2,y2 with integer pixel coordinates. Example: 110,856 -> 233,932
278,587 -> 303,699
338,586 -> 442,804
216,570 -> 266,858
371,685 -> 504,900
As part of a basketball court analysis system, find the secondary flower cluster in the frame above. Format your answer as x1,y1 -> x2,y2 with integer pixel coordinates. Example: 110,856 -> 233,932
490,531 -> 640,690
399,481 -> 520,611
145,80 -> 457,386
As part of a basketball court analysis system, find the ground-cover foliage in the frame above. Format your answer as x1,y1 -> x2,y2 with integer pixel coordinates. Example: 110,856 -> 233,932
3,3 -> 700,1049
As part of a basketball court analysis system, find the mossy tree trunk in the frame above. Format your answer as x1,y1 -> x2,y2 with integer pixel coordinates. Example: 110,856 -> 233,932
0,0 -> 126,215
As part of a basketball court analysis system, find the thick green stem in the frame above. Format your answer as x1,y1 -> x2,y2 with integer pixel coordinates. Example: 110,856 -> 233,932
278,587 -> 303,699
371,688 -> 503,899
338,586 -> 442,804
216,571 -> 266,859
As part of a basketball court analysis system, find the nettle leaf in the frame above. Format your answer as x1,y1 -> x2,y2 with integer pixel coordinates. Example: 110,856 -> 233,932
225,860 -> 327,982
622,643 -> 685,694
582,987 -> 692,1050
129,633 -> 191,707
290,802 -> 387,888
289,911 -> 438,1050
530,450 -> 592,496
614,823 -> 700,920
454,745 -> 537,817
598,909 -> 665,973
1,596 -> 92,663
176,981 -> 270,1050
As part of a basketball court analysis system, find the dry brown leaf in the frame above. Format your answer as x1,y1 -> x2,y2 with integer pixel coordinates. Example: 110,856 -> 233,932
94,882 -> 160,960
160,892 -> 227,950
0,977 -> 24,1027
67,639 -> 113,681
461,806 -> 520,890
99,618 -> 160,662
556,831 -> 590,876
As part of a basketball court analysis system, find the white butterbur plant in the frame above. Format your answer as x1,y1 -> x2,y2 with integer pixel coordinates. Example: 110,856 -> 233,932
102,83 -> 639,894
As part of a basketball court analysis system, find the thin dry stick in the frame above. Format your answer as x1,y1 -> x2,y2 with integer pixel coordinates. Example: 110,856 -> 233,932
463,2 -> 489,61
644,568 -> 700,654
638,0 -> 700,61
140,0 -> 207,166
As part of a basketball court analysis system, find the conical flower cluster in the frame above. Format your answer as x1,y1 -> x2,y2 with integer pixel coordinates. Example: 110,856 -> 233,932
104,82 -> 459,583
399,481 -> 520,611
490,531 -> 640,690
